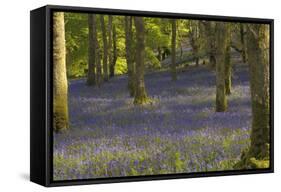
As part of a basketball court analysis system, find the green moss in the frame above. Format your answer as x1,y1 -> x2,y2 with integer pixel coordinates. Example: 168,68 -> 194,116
234,144 -> 270,169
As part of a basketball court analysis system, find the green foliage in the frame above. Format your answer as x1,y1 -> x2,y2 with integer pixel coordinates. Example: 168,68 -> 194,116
115,58 -> 127,75
65,13 -> 89,78
174,152 -> 184,172
145,47 -> 161,69
145,18 -> 170,49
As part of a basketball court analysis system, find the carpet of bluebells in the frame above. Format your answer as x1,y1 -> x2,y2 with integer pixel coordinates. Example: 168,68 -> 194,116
53,62 -> 252,180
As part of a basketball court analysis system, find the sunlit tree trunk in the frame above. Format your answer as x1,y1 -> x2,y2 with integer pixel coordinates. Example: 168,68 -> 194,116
125,16 -> 135,96
215,22 -> 228,112
108,16 -> 113,78
87,14 -> 96,86
53,12 -> 68,132
247,24 -> 270,160
134,17 -> 149,105
100,15 -> 109,81
171,19 -> 177,81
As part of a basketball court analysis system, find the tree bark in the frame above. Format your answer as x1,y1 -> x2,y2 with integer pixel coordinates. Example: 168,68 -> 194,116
100,15 -> 109,81
95,16 -> 102,87
171,19 -> 177,81
133,17 -> 149,105
240,23 -> 247,63
125,16 -> 135,97
215,22 -> 228,112
108,16 -> 113,78
53,12 -> 69,132
202,22 -> 216,69
247,24 -> 270,160
87,14 -> 96,86
96,48 -> 102,87
225,24 -> 232,95
189,21 -> 200,66
110,23 -> 117,77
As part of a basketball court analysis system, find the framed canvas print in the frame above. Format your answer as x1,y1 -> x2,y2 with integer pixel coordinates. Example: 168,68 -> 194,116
30,5 -> 274,187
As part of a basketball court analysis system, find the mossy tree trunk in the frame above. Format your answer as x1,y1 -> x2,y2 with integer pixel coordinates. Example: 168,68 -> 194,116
87,14 -> 96,86
53,12 -> 69,132
100,15 -> 109,81
171,19 -> 177,81
247,24 -> 270,160
133,17 -> 149,105
215,22 -> 228,112
224,24 -> 232,95
108,16 -> 113,78
125,16 -> 135,97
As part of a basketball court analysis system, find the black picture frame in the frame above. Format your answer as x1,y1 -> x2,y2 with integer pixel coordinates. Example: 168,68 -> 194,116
30,4 -> 274,187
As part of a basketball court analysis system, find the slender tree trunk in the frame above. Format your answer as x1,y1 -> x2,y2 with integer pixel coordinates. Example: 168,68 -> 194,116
215,22 -> 228,112
110,23 -> 117,77
247,24 -> 270,160
95,16 -> 102,87
157,47 -> 162,61
171,19 -> 177,81
125,16 -> 135,97
134,17 -> 149,105
240,23 -> 247,63
87,14 -> 96,86
96,47 -> 102,87
225,25 -> 232,95
203,22 -> 216,69
53,12 -> 69,132
189,21 -> 200,67
100,15 -> 109,81
108,16 -> 113,78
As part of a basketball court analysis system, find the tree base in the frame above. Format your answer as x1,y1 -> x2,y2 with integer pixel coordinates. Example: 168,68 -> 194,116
234,144 -> 270,169
134,96 -> 152,105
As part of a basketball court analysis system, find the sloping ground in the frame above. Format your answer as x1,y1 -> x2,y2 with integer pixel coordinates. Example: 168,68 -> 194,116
53,63 -> 251,180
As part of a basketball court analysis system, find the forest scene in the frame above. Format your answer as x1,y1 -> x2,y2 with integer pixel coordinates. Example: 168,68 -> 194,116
52,11 -> 271,181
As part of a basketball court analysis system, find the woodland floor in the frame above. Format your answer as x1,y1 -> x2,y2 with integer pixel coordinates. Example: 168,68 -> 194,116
53,59 -> 252,180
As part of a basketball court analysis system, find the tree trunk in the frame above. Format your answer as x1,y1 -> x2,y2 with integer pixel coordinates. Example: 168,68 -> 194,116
110,23 -> 117,77
240,23 -> 247,63
203,22 -> 216,69
95,16 -> 102,87
108,16 -> 113,78
171,19 -> 177,81
247,24 -> 270,160
157,47 -> 162,61
53,12 -> 69,132
87,14 -> 96,86
125,16 -> 135,97
215,22 -> 228,112
225,25 -> 232,95
133,17 -> 149,105
100,15 -> 109,81
96,47 -> 102,87
189,21 -> 200,67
